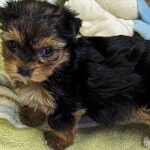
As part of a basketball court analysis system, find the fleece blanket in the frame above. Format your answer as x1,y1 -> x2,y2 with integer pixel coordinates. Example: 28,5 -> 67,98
0,0 -> 150,150
65,0 -> 134,37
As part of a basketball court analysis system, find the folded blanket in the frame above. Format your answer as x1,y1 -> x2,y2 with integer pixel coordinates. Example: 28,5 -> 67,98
65,0 -> 150,40
95,0 -> 138,20
0,73 -> 22,128
65,0 -> 134,37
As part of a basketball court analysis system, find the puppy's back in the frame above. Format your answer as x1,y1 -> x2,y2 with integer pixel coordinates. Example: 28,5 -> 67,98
78,36 -> 150,125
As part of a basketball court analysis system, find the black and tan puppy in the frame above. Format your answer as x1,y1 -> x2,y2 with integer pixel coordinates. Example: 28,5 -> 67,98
1,0 -> 150,150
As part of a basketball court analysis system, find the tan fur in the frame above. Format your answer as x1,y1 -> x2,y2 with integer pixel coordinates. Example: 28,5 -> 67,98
45,126 -> 75,150
134,107 -> 150,125
45,109 -> 86,150
1,27 -> 22,44
73,109 -> 86,122
34,37 -> 66,49
3,42 -> 70,83
2,53 -> 30,84
15,82 -> 56,115
2,33 -> 69,115
31,50 -> 70,82
3,54 -> 57,115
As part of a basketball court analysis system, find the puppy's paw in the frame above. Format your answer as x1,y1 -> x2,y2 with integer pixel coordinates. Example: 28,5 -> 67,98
48,112 -> 75,131
46,135 -> 73,150
44,131 -> 74,150
20,106 -> 46,127
143,136 -> 150,149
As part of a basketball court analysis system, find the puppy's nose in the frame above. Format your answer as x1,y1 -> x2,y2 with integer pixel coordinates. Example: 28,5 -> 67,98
18,67 -> 32,77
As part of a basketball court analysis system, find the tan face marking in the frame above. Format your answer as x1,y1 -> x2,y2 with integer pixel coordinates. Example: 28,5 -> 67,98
3,48 -> 70,83
1,27 -> 23,44
30,49 -> 69,82
34,37 -> 66,49
2,28 -> 69,115
2,51 -> 28,84
2,33 -> 70,83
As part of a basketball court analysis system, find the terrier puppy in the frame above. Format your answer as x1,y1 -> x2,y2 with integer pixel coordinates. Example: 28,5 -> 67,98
2,1 -> 150,150
1,0 -> 84,149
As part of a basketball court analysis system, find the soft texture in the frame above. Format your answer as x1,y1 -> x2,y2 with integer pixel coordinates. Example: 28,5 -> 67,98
0,0 -> 150,150
0,39 -> 149,150
65,0 -> 134,37
0,75 -> 22,128
0,66 -> 49,150
65,0 -> 150,40
0,73 -> 147,150
95,0 -> 138,20
0,80 -> 148,150
0,119 -> 148,150
0,119 -> 48,150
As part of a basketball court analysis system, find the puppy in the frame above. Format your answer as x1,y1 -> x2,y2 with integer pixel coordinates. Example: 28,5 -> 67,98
1,0 -> 150,150
0,0 -> 84,149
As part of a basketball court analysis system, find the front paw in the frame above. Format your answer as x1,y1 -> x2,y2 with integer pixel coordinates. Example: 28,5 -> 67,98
48,112 -> 75,131
45,131 -> 74,150
20,106 -> 46,127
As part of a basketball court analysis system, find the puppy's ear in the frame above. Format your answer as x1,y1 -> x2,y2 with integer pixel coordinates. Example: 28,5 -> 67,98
69,17 -> 82,37
62,7 -> 82,37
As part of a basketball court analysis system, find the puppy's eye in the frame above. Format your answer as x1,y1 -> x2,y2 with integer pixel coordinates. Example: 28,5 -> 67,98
41,47 -> 53,57
6,40 -> 18,52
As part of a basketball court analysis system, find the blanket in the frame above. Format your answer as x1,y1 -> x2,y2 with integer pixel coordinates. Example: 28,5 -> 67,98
65,0 -> 134,37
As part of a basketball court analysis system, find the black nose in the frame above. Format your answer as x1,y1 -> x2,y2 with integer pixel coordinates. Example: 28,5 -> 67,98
18,67 -> 32,77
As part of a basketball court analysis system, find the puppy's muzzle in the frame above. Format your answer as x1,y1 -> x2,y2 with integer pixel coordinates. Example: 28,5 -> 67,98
18,67 -> 32,77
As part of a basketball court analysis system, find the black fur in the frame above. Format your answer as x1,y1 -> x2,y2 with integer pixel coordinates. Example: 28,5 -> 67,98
46,36 -> 150,129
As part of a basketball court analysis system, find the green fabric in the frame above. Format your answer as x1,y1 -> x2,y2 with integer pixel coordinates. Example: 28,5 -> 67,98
0,118 -> 148,150
69,126 -> 148,150
0,120 -> 47,150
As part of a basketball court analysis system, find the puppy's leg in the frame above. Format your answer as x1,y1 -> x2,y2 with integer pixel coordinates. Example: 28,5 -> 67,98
46,109 -> 86,150
20,106 -> 46,127
45,128 -> 75,150
135,107 -> 150,125
48,108 -> 86,130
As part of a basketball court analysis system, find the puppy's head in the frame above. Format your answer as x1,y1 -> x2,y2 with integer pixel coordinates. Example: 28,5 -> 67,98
0,0 -> 81,84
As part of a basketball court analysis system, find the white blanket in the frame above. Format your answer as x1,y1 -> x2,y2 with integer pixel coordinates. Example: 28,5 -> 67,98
95,0 -> 138,20
65,0 -> 136,37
